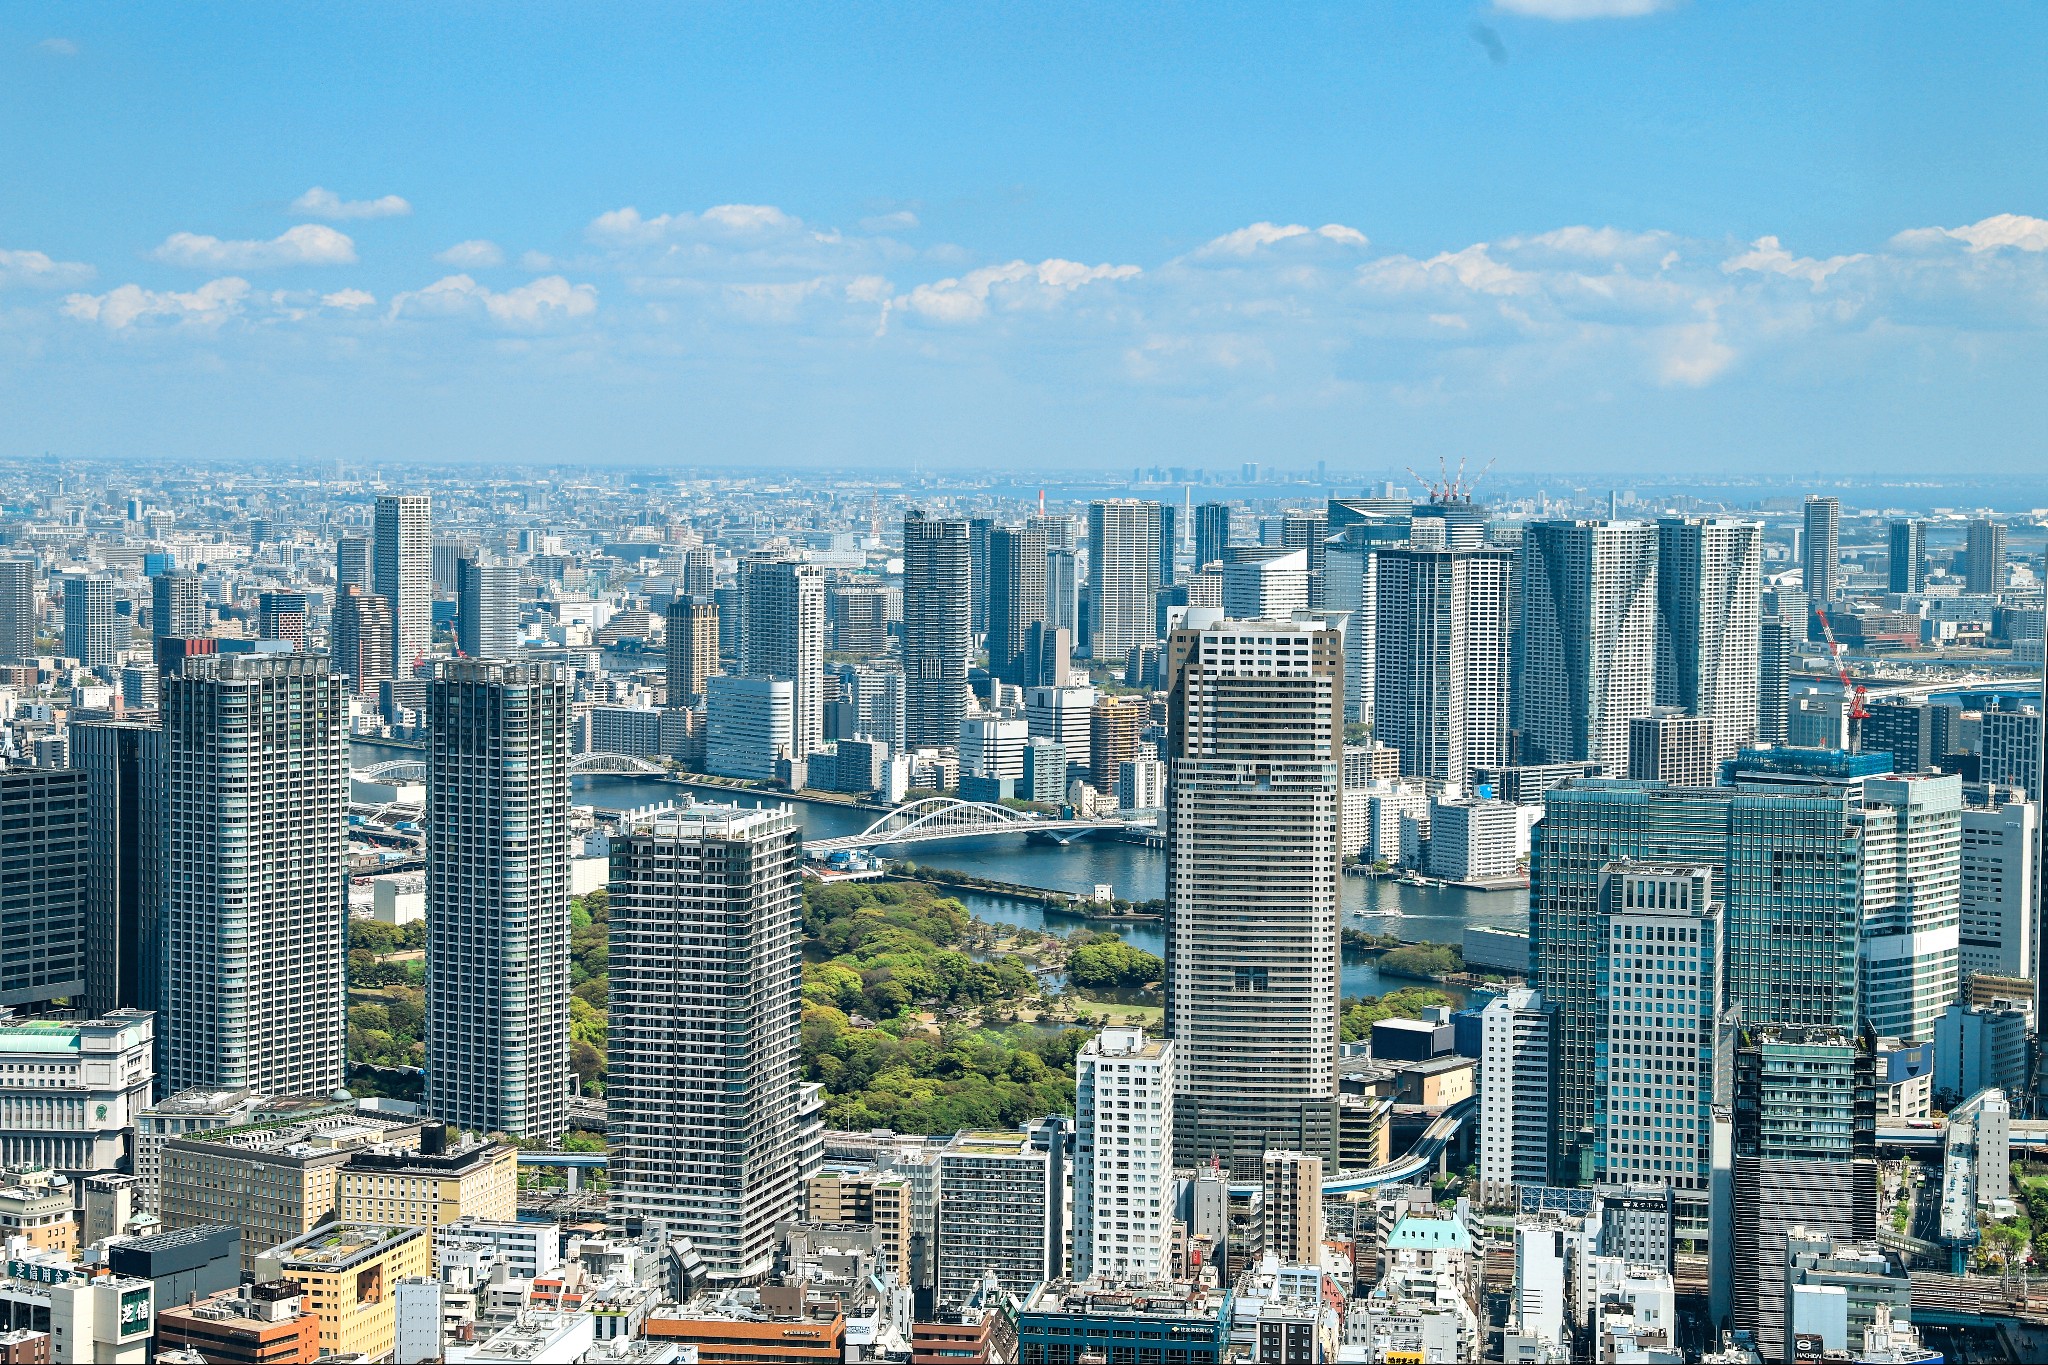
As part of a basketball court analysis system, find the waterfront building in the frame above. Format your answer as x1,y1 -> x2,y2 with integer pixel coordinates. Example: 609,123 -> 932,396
738,553 -> 827,758
903,512 -> 973,751
1519,521 -> 1659,774
1653,516 -> 1761,759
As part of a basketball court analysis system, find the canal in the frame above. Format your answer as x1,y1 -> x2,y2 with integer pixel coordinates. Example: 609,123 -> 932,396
356,740 -> 1525,1002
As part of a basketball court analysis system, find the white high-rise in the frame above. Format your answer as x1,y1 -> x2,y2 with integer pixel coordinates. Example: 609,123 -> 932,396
1372,544 -> 1514,787
1165,616 -> 1343,1177
1477,988 -> 1555,1206
373,493 -> 432,674
1073,1027 -> 1174,1284
160,654 -> 347,1096
1520,521 -> 1659,774
1858,774 -> 1962,1043
1026,684 -> 1096,781
1655,517 -> 1762,760
737,552 -> 826,758
1959,796 -> 2036,980
1088,500 -> 1166,662
424,660 -> 572,1143
607,805 -> 806,1284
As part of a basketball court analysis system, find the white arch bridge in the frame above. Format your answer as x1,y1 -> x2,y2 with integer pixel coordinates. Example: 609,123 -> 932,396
356,752 -> 665,782
804,796 -> 1138,856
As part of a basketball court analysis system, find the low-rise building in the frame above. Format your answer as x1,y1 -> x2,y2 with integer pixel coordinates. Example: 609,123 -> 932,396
335,1129 -> 518,1232
0,1171 -> 76,1256
0,1010 -> 154,1178
255,1224 -> 431,1363
1016,1281 -> 1223,1365
644,1289 -> 846,1362
153,1280 -> 320,1365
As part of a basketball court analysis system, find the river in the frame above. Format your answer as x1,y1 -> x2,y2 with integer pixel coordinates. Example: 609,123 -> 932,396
355,740 -> 1524,1002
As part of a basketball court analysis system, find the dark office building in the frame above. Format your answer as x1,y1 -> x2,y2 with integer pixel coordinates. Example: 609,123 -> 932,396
71,720 -> 161,1018
0,768 -> 87,1009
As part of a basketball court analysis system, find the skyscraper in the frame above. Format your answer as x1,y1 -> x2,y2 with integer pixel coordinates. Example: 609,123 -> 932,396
1089,693 -> 1147,795
1165,617 -> 1343,1175
152,571 -> 205,639
256,591 -> 308,651
1046,548 -> 1079,635
1520,521 -> 1659,774
72,719 -> 160,1019
1087,500 -> 1167,662
454,555 -> 521,660
901,513 -> 972,751
665,596 -> 720,708
373,493 -> 432,673
1803,496 -> 1841,603
1856,774 -> 1961,1044
1887,520 -> 1927,594
332,585 -> 394,699
1476,988 -> 1557,1204
1626,712 -> 1716,786
1654,517 -> 1761,759
160,654 -> 347,1096
1194,502 -> 1232,571
335,534 -> 370,591
1591,862 -> 1730,1246
967,516 -> 994,637
1532,780 -> 1863,1154
0,558 -> 36,664
987,524 -> 1050,689
64,575 -> 120,669
1371,544 -> 1514,787
737,552 -> 827,758
424,660 -> 572,1142
1730,1025 -> 1878,1362
608,806 -> 807,1284
1966,517 -> 2007,594
1757,612 -> 1793,746
0,768 -> 86,1010
1072,1027 -> 1174,1284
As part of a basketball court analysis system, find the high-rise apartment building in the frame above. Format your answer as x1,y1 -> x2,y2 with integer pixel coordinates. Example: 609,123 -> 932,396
608,806 -> 806,1284
1072,1028 -> 1174,1284
825,583 -> 890,656
988,525 -> 1050,689
1730,1025 -> 1877,1362
1477,988 -> 1556,1204
1047,548 -> 1080,635
902,513 -> 973,750
1027,684 -> 1095,781
967,516 -> 993,637
454,556 -> 521,660
1980,707 -> 2042,801
1520,521 -> 1658,774
1089,693 -> 1148,795
1592,863 -> 1729,1246
1887,520 -> 1927,594
0,558 -> 36,663
1803,496 -> 1842,603
1164,618 -> 1343,1175
1532,780 -> 1862,1151
1757,612 -> 1793,746
331,585 -> 394,699
335,534 -> 370,591
936,1130 -> 1057,1309
665,596 -> 720,708
152,571 -> 205,639
1087,500 -> 1167,662
1195,502 -> 1232,571
1654,517 -> 1760,759
1966,518 -> 2007,594
64,574 -> 120,668
1259,1150 -> 1324,1264
1856,774 -> 1961,1043
71,720 -> 160,1018
0,768 -> 86,1009
373,493 -> 432,673
424,660 -> 572,1142
257,591 -> 307,651
160,654 -> 347,1096
737,552 -> 827,758
1860,699 -> 1958,776
1372,544 -> 1513,786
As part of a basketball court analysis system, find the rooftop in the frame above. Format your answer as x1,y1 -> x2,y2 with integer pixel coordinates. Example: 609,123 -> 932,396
264,1224 -> 421,1270
1386,1215 -> 1476,1254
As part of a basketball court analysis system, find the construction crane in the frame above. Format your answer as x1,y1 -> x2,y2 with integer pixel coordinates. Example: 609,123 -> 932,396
1811,606 -> 1871,751
1405,455 -> 1495,504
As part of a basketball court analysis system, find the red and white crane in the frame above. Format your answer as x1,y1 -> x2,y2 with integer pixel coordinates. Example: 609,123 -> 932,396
1811,605 -> 1871,750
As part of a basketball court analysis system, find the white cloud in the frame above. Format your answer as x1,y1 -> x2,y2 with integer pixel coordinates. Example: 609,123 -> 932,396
1720,235 -> 1863,287
1892,213 -> 2048,254
63,278 -> 250,330
38,37 -> 78,55
1494,0 -> 1673,18
290,187 -> 412,220
520,250 -> 556,271
1655,320 -> 1736,386
1501,225 -> 1676,261
860,210 -> 921,233
1192,222 -> 1368,257
589,203 -> 801,245
0,247 -> 93,289
151,224 -> 357,269
436,240 -> 506,268
321,289 -> 377,310
1361,244 -> 1534,296
388,274 -> 598,327
891,258 -> 1140,325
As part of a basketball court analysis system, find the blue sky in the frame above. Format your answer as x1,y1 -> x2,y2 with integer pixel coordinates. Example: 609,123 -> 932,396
3,2 -> 2046,479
